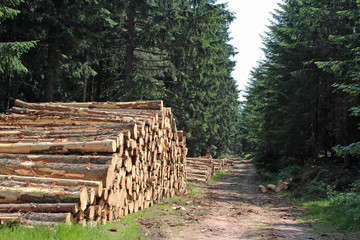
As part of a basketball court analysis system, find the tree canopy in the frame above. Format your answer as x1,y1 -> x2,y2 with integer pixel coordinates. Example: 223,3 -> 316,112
0,0 -> 239,157
240,0 -> 360,170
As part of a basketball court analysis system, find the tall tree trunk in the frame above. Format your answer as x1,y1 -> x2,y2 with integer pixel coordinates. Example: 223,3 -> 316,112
342,102 -> 350,168
82,54 -> 90,102
45,27 -> 59,102
123,1 -> 136,99
6,74 -> 12,110
311,84 -> 319,161
83,78 -> 88,102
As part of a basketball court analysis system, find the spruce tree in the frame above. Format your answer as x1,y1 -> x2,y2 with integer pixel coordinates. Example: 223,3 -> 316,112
0,0 -> 36,111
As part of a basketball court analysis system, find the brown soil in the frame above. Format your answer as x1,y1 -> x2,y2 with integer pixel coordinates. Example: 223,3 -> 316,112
141,159 -> 320,240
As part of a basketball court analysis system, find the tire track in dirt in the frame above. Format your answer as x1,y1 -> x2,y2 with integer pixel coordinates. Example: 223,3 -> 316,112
167,159 -> 319,240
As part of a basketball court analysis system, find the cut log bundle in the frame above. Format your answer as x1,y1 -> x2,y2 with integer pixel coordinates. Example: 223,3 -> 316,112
186,156 -> 234,182
0,99 -> 187,226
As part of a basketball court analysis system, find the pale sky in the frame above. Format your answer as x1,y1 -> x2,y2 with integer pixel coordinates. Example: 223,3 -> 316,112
217,0 -> 281,100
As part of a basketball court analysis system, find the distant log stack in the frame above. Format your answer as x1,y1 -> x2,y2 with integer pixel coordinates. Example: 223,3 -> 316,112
0,99 -> 187,226
186,156 -> 233,182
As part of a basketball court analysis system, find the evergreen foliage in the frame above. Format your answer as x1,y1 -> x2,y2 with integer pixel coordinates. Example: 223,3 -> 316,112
240,0 -> 360,170
0,0 -> 36,110
0,0 -> 239,157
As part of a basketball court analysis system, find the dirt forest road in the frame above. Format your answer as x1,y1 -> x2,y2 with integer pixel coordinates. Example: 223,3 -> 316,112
145,159 -> 320,240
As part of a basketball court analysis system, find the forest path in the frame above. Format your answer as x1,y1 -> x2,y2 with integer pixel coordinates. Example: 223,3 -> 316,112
141,159 -> 319,240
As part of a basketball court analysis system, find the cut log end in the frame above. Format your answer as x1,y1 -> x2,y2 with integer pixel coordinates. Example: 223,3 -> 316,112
258,185 -> 267,193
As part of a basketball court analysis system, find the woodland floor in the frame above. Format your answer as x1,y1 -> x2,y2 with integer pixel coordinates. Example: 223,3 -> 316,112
140,159 -> 325,240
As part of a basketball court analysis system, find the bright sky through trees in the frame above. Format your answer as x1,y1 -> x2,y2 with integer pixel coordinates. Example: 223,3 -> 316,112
217,0 -> 281,99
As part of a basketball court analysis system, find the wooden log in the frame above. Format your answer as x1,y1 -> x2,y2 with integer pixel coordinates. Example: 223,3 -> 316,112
123,155 -> 132,173
277,181 -> 289,190
185,176 -> 207,182
0,113 -> 134,125
0,160 -> 115,189
10,108 -> 142,136
0,128 -> 115,138
0,180 -> 90,195
88,188 -> 96,205
10,106 -> 156,127
258,185 -> 267,193
94,205 -> 102,217
0,186 -> 88,211
85,206 -> 95,220
267,184 -> 281,193
23,212 -> 73,225
0,122 -> 136,133
0,139 -> 117,154
0,153 -> 117,166
0,175 -> 103,197
0,213 -> 23,223
15,99 -> 163,110
0,134 -> 122,147
0,203 -> 79,213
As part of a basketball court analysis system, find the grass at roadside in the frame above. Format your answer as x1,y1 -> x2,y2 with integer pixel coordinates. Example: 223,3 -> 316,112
207,171 -> 226,183
207,166 -> 232,184
288,191 -> 360,239
0,223 -> 112,240
253,157 -> 360,239
0,184 -> 207,240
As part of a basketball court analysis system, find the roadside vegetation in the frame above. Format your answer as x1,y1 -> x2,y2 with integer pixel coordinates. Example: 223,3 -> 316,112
0,184 -> 206,240
248,153 -> 360,237
0,223 -> 111,240
207,171 -> 227,184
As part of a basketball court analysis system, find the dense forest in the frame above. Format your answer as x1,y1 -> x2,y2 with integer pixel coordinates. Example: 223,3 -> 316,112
239,0 -> 360,175
3,0 -> 360,171
0,0 -> 239,157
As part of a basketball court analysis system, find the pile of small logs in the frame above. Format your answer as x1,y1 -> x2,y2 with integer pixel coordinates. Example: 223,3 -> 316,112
259,178 -> 292,193
0,99 -> 187,226
213,158 -> 233,172
186,156 -> 233,182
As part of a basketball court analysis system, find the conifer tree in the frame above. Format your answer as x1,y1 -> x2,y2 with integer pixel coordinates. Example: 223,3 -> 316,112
0,0 -> 36,110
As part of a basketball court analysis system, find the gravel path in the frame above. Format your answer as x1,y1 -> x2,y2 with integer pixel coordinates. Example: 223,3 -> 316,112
168,159 -> 319,240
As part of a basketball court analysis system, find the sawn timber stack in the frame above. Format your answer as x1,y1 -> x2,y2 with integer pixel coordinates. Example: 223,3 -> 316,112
186,156 -> 233,182
0,99 -> 187,226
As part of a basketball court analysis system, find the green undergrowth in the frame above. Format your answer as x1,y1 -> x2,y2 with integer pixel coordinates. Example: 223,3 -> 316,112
187,184 -> 205,198
0,223 -> 111,240
0,184 -> 205,240
251,154 -> 360,238
291,189 -> 360,238
106,209 -> 148,240
255,157 -> 360,237
207,171 -> 226,183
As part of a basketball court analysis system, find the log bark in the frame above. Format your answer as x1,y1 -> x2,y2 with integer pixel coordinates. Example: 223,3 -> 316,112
11,106 -> 159,123
0,153 -> 117,166
0,203 -> 79,213
0,139 -> 117,153
0,213 -> 23,223
85,206 -> 95,220
0,175 -> 103,197
0,160 -> 115,189
277,181 -> 289,190
15,99 -> 163,110
267,184 -> 281,192
23,212 -> 73,225
258,185 -> 267,193
0,186 -> 88,211
0,113 -> 135,125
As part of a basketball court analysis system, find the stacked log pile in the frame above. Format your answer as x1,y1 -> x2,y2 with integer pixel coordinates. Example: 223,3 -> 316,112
213,158 -> 233,172
186,156 -> 233,182
0,99 -> 187,226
